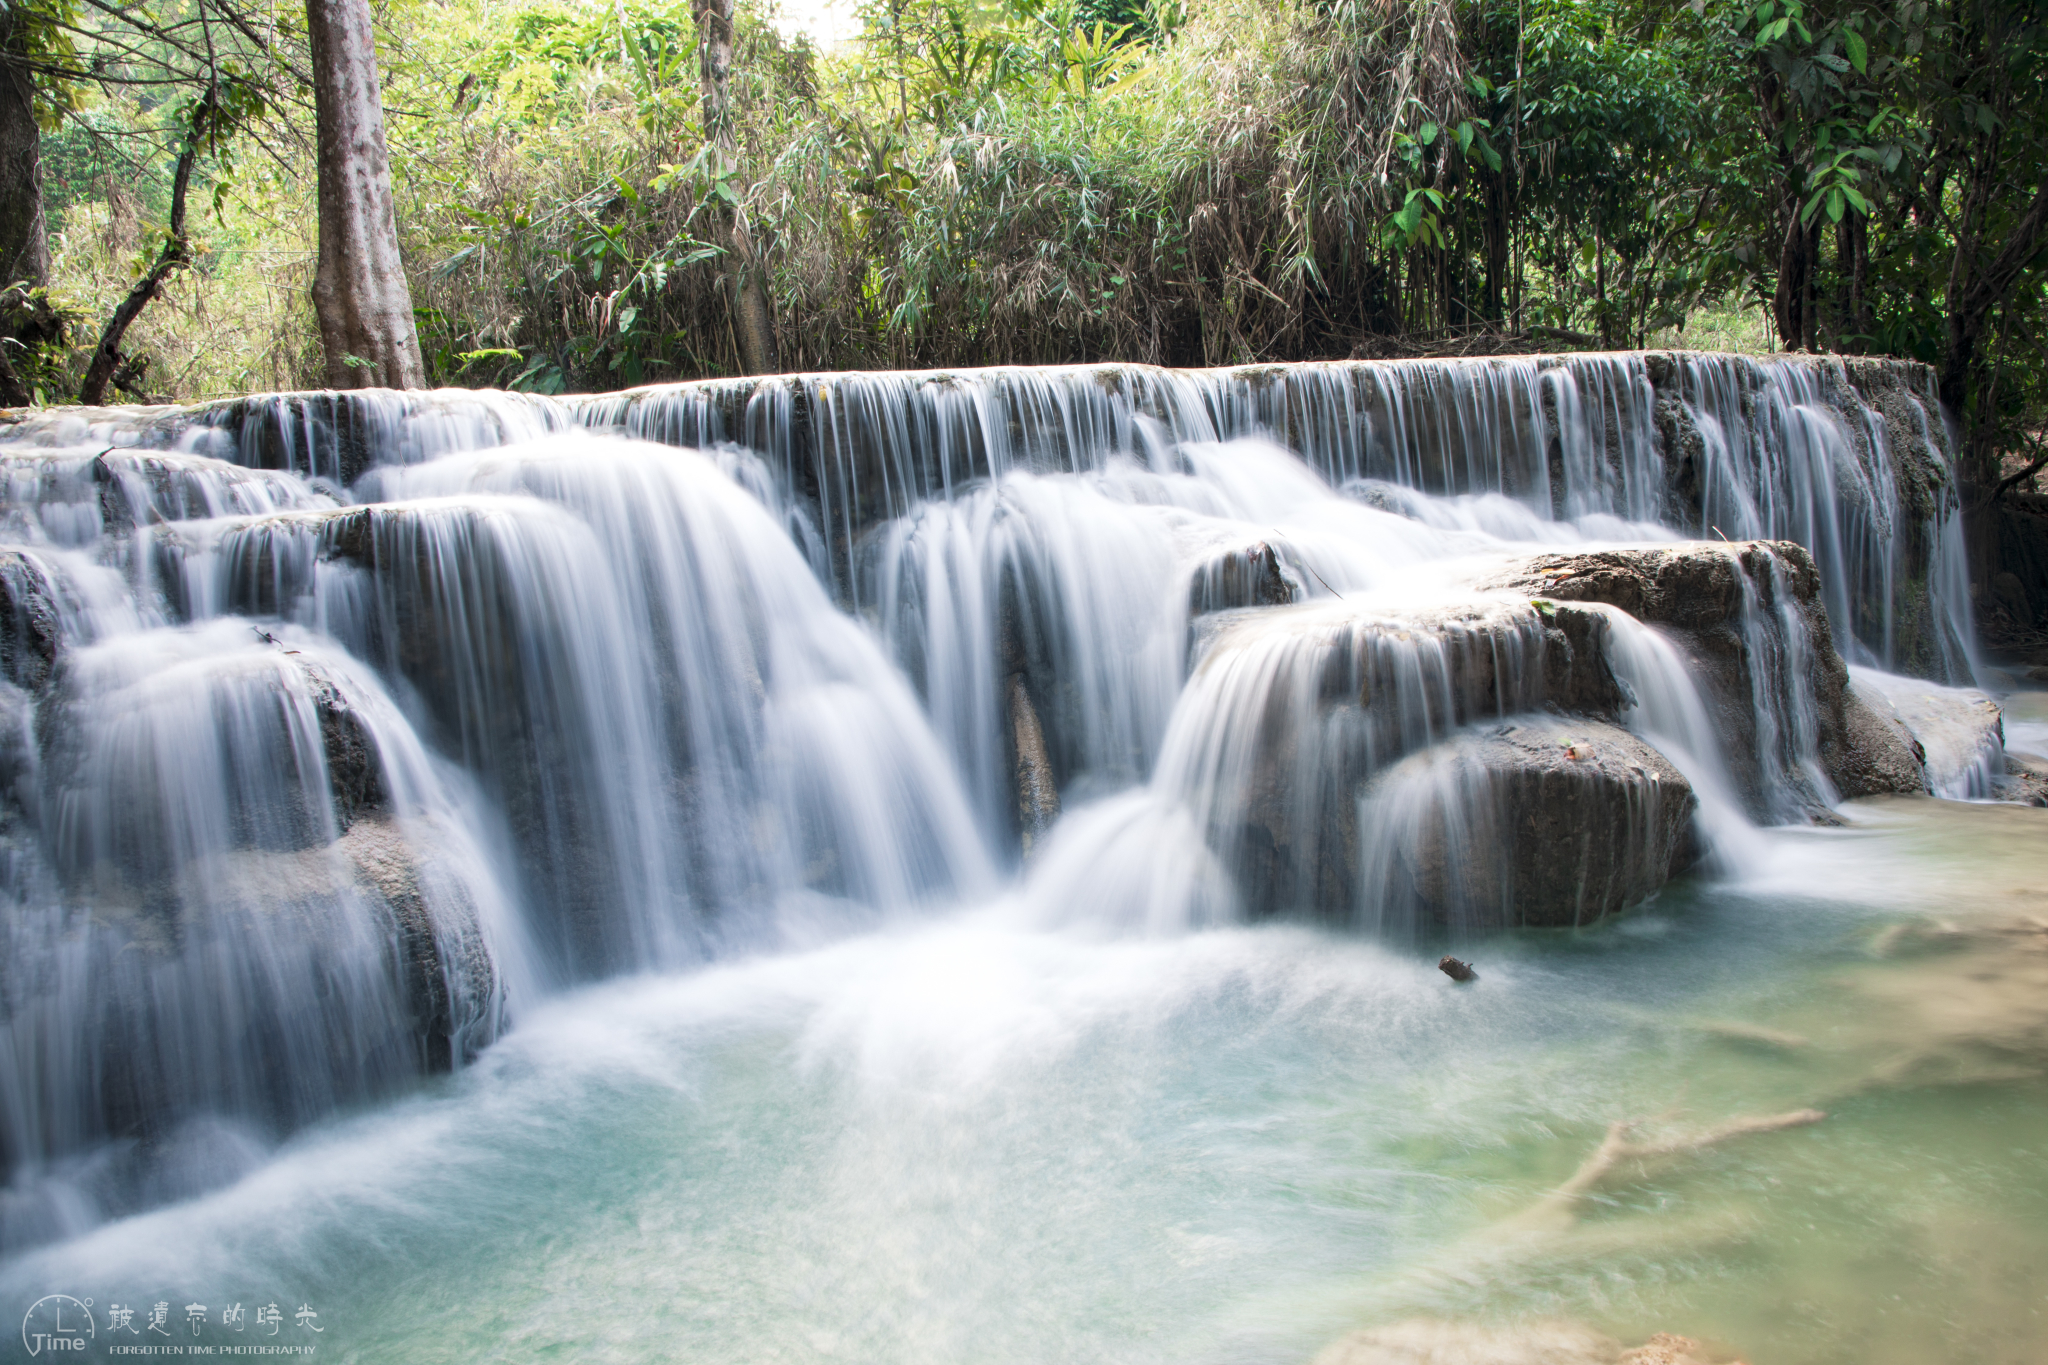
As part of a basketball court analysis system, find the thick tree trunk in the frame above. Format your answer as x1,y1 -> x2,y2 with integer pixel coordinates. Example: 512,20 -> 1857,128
693,0 -> 779,376
306,0 -> 424,390
0,10 -> 50,406
0,11 -> 47,295
1771,199 -> 1810,351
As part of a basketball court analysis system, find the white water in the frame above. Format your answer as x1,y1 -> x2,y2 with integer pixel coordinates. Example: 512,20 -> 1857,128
0,355 -> 2027,1361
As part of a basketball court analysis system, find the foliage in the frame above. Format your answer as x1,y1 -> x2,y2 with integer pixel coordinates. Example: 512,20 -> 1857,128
2,0 -> 2040,513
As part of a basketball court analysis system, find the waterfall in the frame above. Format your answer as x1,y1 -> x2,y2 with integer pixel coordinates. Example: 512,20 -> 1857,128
0,350 -> 1989,1251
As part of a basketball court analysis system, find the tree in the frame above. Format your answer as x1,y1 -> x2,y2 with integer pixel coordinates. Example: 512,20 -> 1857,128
692,0 -> 778,375
0,0 -> 67,405
77,74 -> 268,404
307,0 -> 424,388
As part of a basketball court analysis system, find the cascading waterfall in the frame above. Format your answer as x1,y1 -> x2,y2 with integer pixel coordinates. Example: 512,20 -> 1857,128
0,349 -> 1998,1256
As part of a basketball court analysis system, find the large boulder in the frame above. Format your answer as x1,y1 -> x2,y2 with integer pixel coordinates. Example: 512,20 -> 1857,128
1847,666 -> 2003,798
1356,717 -> 1698,931
1189,598 -> 1656,923
1481,541 -> 1928,817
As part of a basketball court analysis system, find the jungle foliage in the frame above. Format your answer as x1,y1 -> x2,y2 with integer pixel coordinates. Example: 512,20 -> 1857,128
3,0 -> 2046,492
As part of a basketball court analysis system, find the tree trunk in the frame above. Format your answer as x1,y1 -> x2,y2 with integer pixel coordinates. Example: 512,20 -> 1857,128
693,0 -> 779,376
1841,213 -> 1868,349
306,0 -> 424,390
1771,199 -> 1809,351
0,8 -> 50,406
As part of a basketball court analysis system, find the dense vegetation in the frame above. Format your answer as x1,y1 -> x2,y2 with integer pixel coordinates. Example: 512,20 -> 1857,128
1,0 -> 2044,500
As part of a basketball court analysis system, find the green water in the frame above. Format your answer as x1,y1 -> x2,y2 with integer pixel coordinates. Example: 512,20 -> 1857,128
6,796 -> 2046,1364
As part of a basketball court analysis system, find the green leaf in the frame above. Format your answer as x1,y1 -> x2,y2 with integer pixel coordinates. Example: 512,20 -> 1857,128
1419,122 -> 1439,146
1845,28 -> 1867,73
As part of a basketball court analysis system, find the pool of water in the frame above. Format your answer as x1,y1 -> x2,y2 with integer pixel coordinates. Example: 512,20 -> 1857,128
5,796 -> 2046,1364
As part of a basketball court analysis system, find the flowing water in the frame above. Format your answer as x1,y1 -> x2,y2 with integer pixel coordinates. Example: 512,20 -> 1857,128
0,354 -> 2038,1363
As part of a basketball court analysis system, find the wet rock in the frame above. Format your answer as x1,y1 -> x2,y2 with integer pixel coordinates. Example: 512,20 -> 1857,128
1619,1335 -> 1730,1365
1833,681 -> 1929,798
302,659 -> 384,831
340,815 -> 500,1072
1994,752 -> 2048,807
1187,539 -> 1300,615
1848,667 -> 2003,798
1313,1320 -> 1740,1365
1009,674 -> 1059,857
1312,1318 -> 1624,1365
1359,717 -> 1699,930
0,549 -> 60,692
1483,541 -> 1927,816
1202,597 -> 1635,920
1646,353 -> 1967,682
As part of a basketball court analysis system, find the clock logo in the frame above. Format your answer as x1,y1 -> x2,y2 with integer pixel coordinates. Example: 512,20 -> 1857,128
20,1295 -> 94,1356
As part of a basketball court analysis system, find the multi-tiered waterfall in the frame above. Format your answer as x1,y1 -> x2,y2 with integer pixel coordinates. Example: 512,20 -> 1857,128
0,351 -> 1999,1257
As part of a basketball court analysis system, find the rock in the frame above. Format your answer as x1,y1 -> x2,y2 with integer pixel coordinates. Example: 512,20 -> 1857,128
1438,954 -> 1477,982
1009,674 -> 1059,857
340,815 -> 501,1072
0,549 -> 61,692
1848,667 -> 2003,798
1482,541 -> 1927,816
1995,752 -> 2048,807
1187,539 -> 1300,615
1993,571 -> 2034,625
1197,596 -> 1640,921
1833,682 -> 1929,797
1359,717 -> 1699,930
1312,1320 -> 1740,1365
1619,1335 -> 1728,1365
302,659 -> 385,831
2027,665 -> 2048,684
1312,1319 -> 1623,1365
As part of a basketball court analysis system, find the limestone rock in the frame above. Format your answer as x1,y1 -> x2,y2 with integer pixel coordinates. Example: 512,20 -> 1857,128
0,548 -> 60,692
1482,541 -> 1927,816
1203,597 -> 1638,921
340,815 -> 500,1071
302,659 -> 385,831
1995,752 -> 2048,807
1618,1335 -> 1727,1365
1847,667 -> 2003,798
1311,1320 -> 1740,1365
1312,1319 -> 1623,1365
1187,539 -> 1300,615
1359,717 -> 1699,930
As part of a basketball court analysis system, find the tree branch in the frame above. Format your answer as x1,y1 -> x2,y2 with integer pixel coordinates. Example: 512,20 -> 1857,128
77,85 -> 214,405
